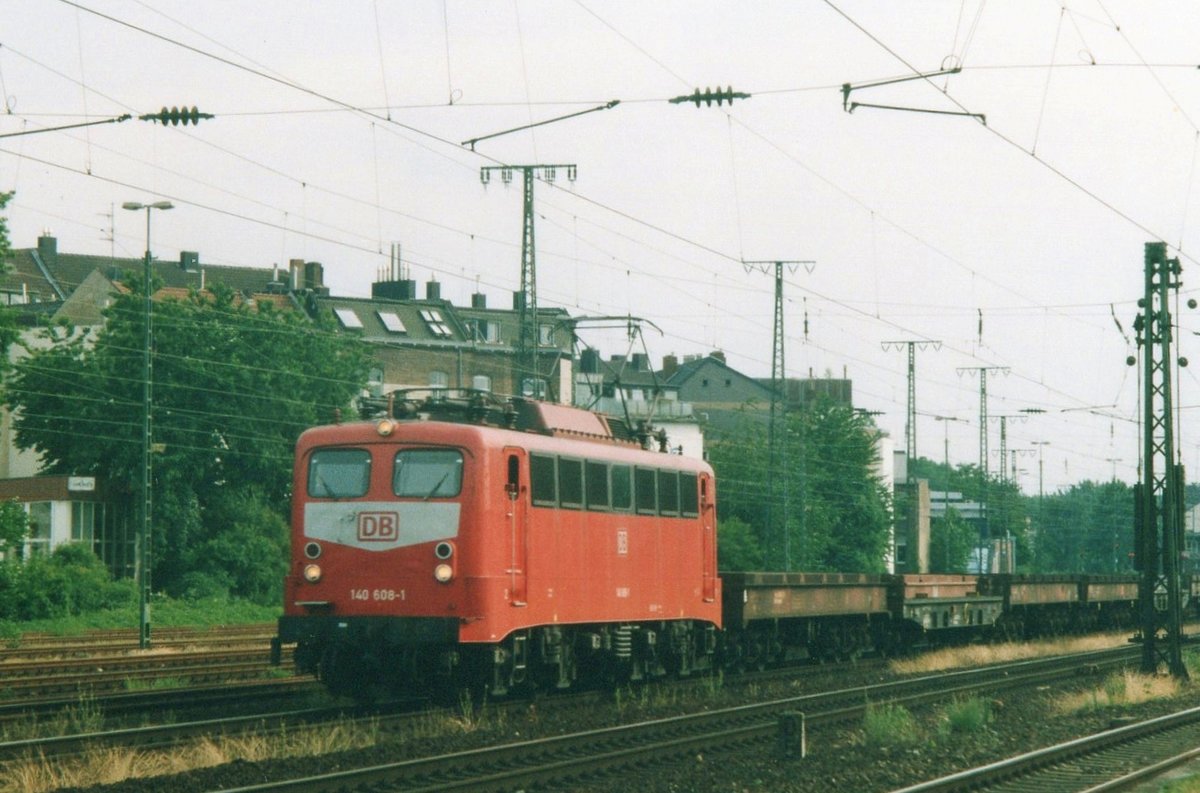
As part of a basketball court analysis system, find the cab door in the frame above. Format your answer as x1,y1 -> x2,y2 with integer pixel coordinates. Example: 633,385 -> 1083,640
700,472 -> 717,602
504,447 -> 528,606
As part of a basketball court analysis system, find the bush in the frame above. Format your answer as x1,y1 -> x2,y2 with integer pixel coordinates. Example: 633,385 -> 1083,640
0,543 -> 132,621
939,697 -> 990,737
862,702 -> 920,748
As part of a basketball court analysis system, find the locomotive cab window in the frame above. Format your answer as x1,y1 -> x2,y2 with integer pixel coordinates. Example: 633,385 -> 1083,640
308,449 -> 371,498
393,449 -> 463,498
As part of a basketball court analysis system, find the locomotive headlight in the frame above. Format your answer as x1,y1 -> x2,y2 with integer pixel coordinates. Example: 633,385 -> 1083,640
434,563 -> 454,583
303,563 -> 322,583
376,419 -> 395,436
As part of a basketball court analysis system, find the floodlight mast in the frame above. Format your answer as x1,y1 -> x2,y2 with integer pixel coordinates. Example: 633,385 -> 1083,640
121,200 -> 174,650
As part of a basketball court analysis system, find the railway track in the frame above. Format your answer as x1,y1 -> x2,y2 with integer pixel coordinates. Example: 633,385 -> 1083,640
0,676 -> 323,730
205,646 -> 1140,792
892,703 -> 1200,793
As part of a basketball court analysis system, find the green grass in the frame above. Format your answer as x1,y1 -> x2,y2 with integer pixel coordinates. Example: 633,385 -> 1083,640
1,596 -> 280,638
937,697 -> 990,737
862,702 -> 920,748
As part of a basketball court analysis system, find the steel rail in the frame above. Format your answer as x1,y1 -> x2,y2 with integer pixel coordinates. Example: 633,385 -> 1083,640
211,647 -> 1141,792
891,704 -> 1200,793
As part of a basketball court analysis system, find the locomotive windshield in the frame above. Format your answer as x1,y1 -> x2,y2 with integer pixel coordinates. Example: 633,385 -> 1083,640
308,449 -> 371,498
394,449 -> 463,498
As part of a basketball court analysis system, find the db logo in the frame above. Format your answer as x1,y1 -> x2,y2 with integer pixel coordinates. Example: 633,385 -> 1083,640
357,512 -> 400,542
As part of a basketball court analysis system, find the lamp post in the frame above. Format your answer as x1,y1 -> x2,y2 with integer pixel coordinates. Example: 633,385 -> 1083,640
122,200 -> 172,649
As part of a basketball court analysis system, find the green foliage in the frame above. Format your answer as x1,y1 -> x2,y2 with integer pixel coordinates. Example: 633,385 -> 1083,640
4,283 -> 369,598
862,702 -> 920,748
708,397 -> 892,572
1031,479 -> 1132,573
929,507 -> 976,573
0,544 -> 133,621
184,488 -> 289,603
938,697 -> 990,736
716,516 -> 764,571
0,498 -> 29,557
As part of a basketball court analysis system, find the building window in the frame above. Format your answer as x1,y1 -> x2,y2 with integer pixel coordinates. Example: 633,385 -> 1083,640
333,308 -> 363,329
377,311 -> 407,334
472,374 -> 492,392
429,371 -> 449,388
420,309 -> 453,338
71,502 -> 97,543
468,319 -> 500,342
27,502 -> 51,557
538,324 -> 554,345
701,378 -> 709,387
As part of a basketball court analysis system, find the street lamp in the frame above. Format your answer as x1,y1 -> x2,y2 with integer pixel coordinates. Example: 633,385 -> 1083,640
122,200 -> 173,649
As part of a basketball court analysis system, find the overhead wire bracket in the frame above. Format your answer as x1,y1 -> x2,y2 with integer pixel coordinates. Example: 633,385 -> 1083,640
841,67 -> 983,124
462,100 -> 619,150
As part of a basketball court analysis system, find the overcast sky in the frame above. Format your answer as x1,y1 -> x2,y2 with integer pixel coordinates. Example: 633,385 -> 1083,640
4,1 -> 1200,493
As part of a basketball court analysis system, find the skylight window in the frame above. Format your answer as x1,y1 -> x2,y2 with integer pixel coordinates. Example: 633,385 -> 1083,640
419,308 -> 453,337
377,311 -> 407,334
334,308 -> 363,329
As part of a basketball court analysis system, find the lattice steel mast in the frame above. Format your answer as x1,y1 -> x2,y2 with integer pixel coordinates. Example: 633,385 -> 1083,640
481,164 -> 577,397
745,259 -> 813,570
1134,241 -> 1188,678
882,340 -> 941,460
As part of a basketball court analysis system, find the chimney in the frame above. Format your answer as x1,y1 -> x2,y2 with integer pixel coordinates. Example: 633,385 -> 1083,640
180,251 -> 199,271
662,354 -> 679,377
710,350 -> 726,363
631,353 -> 649,372
512,292 -> 526,310
304,261 -> 324,289
426,279 -> 441,301
471,292 -> 487,309
580,349 -> 600,374
289,259 -> 304,291
36,232 -> 57,263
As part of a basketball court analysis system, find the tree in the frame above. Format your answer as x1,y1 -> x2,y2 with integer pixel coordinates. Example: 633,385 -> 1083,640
1031,480 -> 1132,573
708,397 -> 892,573
4,280 -> 369,597
929,507 -> 975,573
0,499 -> 29,559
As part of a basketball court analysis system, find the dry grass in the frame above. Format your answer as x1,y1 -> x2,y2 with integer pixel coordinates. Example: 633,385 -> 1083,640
1053,669 -> 1181,714
889,631 -> 1130,675
0,718 -> 380,793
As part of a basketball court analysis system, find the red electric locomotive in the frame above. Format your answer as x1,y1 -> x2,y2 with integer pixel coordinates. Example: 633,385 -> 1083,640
274,390 -> 720,699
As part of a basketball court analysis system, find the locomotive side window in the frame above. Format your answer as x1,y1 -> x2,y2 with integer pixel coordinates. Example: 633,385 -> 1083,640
585,461 -> 610,510
680,473 -> 699,517
308,449 -> 371,498
657,470 -> 680,516
530,454 -> 557,507
559,458 -> 584,510
393,449 -> 463,498
611,465 -> 633,512
635,467 -> 657,515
